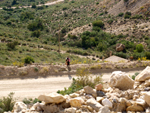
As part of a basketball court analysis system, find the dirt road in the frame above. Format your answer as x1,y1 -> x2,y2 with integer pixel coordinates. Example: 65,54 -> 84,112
0,69 -> 143,101
0,0 -> 64,9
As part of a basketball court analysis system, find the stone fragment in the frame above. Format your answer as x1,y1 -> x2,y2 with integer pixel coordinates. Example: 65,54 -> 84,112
143,92 -> 150,106
116,43 -> 125,52
98,106 -> 110,113
69,93 -> 79,98
86,98 -> 102,112
97,91 -> 105,97
38,92 -> 66,104
96,97 -> 104,103
111,98 -> 126,112
135,66 -> 150,82
126,104 -> 144,112
13,102 -> 27,112
30,102 -> 43,112
70,97 -> 84,107
95,83 -> 103,91
64,107 -> 77,113
136,99 -> 146,107
42,104 -> 60,113
102,98 -> 112,108
108,71 -> 134,90
84,86 -> 97,98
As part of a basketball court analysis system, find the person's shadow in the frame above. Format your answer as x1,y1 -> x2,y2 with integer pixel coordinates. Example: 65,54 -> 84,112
68,71 -> 72,80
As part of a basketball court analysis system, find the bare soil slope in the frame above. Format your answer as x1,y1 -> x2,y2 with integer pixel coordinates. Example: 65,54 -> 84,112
108,0 -> 150,16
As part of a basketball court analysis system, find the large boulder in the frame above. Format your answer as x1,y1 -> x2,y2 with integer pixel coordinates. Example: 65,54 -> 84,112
86,98 -> 102,112
38,93 -> 66,104
84,86 -> 97,98
135,66 -> 150,82
13,102 -> 27,112
116,43 -> 125,52
108,71 -> 134,90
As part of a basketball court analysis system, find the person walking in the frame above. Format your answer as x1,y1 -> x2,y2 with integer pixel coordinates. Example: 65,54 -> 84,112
66,57 -> 71,71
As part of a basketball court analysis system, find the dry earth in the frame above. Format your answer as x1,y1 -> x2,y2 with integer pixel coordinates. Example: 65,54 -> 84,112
0,68 -> 144,101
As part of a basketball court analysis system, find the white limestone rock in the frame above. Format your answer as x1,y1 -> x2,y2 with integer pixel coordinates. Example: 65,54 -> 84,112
69,93 -> 79,98
29,102 -> 44,112
64,107 -> 77,113
135,66 -> 150,82
102,98 -> 112,108
38,92 -> 66,104
143,92 -> 150,106
13,102 -> 27,112
108,71 -> 134,90
98,106 -> 110,113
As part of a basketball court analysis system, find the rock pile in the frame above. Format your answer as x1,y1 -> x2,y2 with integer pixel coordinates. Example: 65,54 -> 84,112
12,66 -> 150,113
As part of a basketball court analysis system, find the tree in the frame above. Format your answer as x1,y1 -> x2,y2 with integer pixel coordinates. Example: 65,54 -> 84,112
12,0 -> 17,5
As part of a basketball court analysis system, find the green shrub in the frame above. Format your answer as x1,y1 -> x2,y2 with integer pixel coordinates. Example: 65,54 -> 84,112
136,44 -> 144,53
20,12 -> 34,21
131,14 -> 144,19
22,98 -> 31,104
145,52 -> 150,59
0,92 -> 15,112
57,67 -> 103,95
27,18 -> 44,31
31,30 -> 41,38
107,19 -> 113,24
24,56 -> 35,64
131,72 -> 139,80
32,3 -> 36,8
133,52 -> 145,59
6,41 -> 18,50
92,20 -> 104,28
124,0 -> 128,2
118,13 -> 124,17
124,12 -> 131,19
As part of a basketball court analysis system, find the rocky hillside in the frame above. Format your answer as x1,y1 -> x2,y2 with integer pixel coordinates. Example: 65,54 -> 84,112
108,0 -> 150,16
12,66 -> 150,113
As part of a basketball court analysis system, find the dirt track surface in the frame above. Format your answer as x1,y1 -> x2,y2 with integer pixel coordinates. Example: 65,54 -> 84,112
0,69 -> 143,101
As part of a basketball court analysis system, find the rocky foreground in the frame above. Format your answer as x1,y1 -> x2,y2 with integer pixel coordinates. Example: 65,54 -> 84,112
11,66 -> 150,113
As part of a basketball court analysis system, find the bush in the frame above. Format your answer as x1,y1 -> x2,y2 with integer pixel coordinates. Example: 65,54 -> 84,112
20,12 -> 34,21
32,3 -> 36,8
0,92 -> 15,112
145,52 -> 150,59
31,30 -> 41,38
24,56 -> 34,64
107,19 -> 113,25
118,13 -> 124,17
131,72 -> 139,80
6,41 -> 18,50
136,44 -> 144,53
124,0 -> 128,2
92,20 -> 104,28
131,14 -> 144,19
124,12 -> 131,19
27,18 -> 44,31
57,67 -> 103,95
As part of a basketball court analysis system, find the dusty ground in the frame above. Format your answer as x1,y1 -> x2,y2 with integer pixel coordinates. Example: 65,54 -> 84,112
0,69 -> 143,101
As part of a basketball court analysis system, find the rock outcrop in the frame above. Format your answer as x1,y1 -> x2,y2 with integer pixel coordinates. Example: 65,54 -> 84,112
12,66 -> 150,113
135,66 -> 150,82
109,71 -> 134,90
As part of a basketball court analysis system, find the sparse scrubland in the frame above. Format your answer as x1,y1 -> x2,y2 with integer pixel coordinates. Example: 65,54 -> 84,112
0,0 -> 150,112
